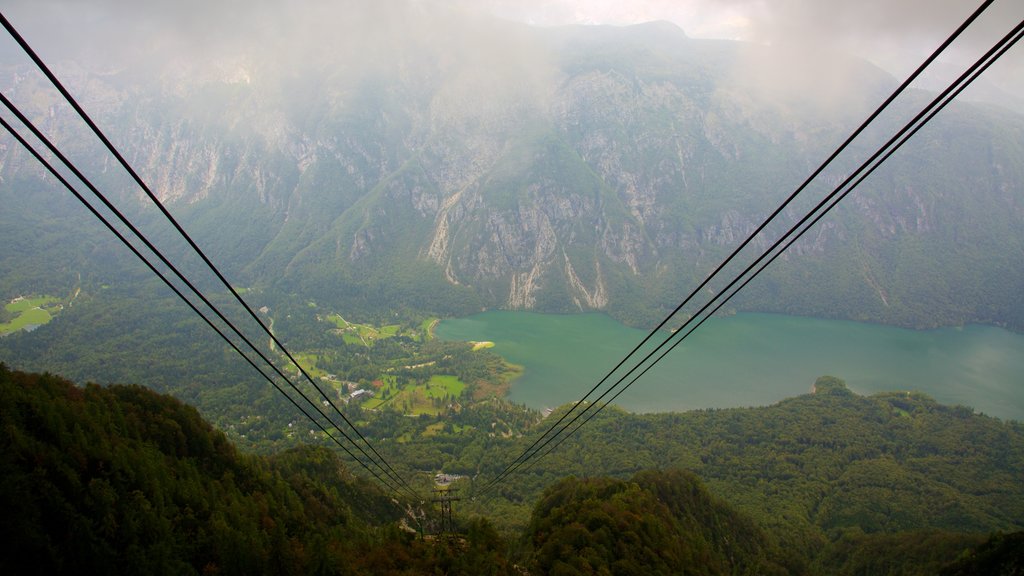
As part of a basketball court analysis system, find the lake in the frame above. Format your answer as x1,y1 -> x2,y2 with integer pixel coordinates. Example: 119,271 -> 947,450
435,311 -> 1024,422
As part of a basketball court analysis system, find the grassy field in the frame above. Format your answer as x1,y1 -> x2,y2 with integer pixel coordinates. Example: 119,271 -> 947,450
424,375 -> 465,398
421,318 -> 439,341
290,352 -> 329,380
421,421 -> 471,437
326,313 -> 418,346
361,374 -> 466,416
1,296 -> 62,336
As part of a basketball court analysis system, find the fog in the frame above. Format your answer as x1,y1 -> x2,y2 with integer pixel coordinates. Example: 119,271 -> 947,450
2,1 -> 548,82
481,0 -> 1022,82
0,0 -> 567,141
479,0 -> 1024,111
0,0 -> 1020,118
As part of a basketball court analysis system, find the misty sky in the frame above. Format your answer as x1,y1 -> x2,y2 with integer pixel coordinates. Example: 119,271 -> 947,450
480,0 -> 1023,97
0,0 -> 1021,106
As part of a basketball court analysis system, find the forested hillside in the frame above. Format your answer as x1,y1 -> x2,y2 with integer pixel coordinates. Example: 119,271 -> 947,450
3,365 -> 1021,575
526,470 -> 802,575
453,377 -> 1024,541
524,471 -> 1023,576
0,365 -> 513,575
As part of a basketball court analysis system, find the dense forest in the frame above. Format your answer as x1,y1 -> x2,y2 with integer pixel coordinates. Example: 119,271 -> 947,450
2,365 -> 1021,575
0,365 -> 513,575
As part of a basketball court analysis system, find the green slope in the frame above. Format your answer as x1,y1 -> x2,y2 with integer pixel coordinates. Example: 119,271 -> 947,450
0,364 -> 519,575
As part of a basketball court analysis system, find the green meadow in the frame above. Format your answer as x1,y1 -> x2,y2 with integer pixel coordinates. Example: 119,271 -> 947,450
289,352 -> 329,381
361,374 -> 466,416
326,313 -> 418,345
1,296 -> 62,336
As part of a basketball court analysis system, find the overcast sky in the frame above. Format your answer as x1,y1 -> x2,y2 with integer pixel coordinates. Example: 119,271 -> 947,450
478,0 -> 1023,93
1,0 -> 1021,106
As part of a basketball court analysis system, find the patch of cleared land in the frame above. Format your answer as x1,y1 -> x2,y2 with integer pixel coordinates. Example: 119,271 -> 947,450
326,313 -> 419,346
1,296 -> 62,336
421,318 -> 439,340
361,374 -> 466,416
289,352 -> 329,380
421,421 -> 471,437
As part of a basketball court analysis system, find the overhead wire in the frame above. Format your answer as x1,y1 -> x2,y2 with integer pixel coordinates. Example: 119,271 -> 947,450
521,11 -> 1024,475
0,110 -> 407,496
0,11 -> 419,500
476,0 -> 998,496
597,16 -> 1024,418
0,17 -> 418,500
477,0 -> 1013,497
505,14 -> 1024,488
2,2 -> 1015,504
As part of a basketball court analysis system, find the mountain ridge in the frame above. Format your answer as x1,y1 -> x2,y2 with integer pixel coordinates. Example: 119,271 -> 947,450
0,20 -> 1022,329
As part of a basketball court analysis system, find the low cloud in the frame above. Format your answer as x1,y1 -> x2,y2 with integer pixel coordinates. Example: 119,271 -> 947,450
0,0 -> 560,121
1,0 -> 1018,116
474,0 -> 1022,103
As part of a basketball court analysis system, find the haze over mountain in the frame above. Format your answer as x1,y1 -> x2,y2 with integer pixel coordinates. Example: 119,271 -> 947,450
0,0 -> 1022,331
2,5 -> 1023,573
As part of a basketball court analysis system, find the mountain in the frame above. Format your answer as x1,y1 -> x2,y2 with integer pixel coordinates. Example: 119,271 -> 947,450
1,15 -> 1022,329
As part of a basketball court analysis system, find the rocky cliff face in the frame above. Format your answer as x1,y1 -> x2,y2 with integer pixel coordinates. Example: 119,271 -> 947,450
1,20 -> 1022,328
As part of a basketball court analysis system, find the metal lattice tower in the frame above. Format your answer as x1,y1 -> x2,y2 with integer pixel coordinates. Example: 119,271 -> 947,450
432,488 -> 460,534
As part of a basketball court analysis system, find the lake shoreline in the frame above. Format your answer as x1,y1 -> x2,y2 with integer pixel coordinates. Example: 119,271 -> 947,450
436,311 -> 1024,422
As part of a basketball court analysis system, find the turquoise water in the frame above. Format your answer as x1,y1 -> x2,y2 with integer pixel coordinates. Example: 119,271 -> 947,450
435,311 -> 1024,421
